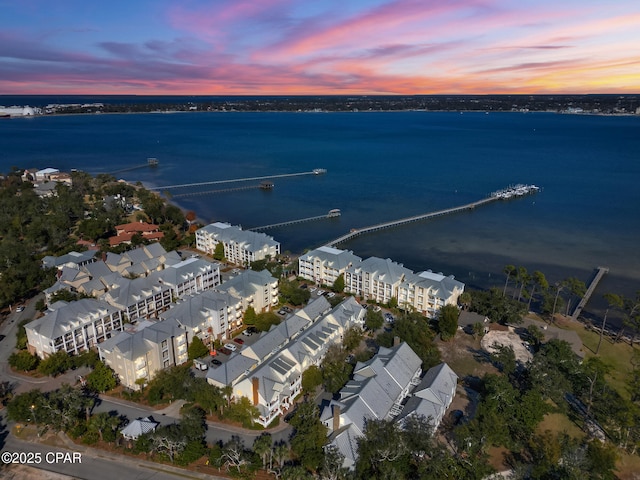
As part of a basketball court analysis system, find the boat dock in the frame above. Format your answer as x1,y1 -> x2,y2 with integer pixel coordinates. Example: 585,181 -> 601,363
571,266 -> 609,321
325,185 -> 540,247
110,158 -> 159,175
249,209 -> 341,231
150,168 -> 326,191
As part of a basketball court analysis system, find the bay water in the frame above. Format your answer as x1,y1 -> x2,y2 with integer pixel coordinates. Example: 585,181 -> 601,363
2,110 -> 639,319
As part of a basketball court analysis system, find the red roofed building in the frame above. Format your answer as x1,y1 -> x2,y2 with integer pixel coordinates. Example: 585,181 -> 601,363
109,221 -> 164,247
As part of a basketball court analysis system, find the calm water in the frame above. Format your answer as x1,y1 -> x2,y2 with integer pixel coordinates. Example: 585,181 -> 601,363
2,111 -> 639,317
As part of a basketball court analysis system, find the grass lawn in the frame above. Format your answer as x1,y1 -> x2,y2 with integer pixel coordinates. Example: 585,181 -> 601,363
536,412 -> 585,439
556,316 -> 636,398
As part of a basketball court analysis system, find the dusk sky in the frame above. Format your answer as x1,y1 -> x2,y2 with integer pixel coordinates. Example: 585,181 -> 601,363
2,0 -> 639,95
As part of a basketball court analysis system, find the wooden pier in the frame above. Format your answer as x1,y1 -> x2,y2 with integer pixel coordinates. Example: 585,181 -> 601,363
170,183 -> 271,198
571,266 -> 609,321
110,158 -> 159,175
325,185 -> 539,247
150,168 -> 326,191
249,209 -> 341,231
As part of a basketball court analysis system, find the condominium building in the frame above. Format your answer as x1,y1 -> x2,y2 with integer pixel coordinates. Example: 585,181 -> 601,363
215,269 -> 279,313
321,351 -> 457,469
344,257 -> 465,318
100,275 -> 173,322
159,290 -> 243,343
320,343 -> 422,469
195,222 -> 280,266
147,257 -> 220,298
344,257 -> 413,305
98,318 -> 189,390
231,296 -> 366,427
298,246 -> 361,286
26,299 -> 124,358
398,270 -> 465,318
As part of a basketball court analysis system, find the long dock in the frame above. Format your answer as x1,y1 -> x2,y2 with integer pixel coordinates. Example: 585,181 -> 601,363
150,168 -> 326,190
250,209 -> 341,231
571,266 -> 609,321
326,184 -> 540,247
171,184 -> 269,198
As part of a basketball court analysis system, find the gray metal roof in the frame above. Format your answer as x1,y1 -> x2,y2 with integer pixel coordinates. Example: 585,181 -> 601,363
299,246 -> 362,270
25,298 -> 120,339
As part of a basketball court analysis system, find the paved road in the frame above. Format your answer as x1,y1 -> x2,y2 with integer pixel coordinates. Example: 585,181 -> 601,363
0,295 -> 291,448
1,420 -> 224,480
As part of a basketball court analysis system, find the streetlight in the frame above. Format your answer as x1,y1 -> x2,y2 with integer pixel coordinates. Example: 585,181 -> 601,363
30,404 -> 39,437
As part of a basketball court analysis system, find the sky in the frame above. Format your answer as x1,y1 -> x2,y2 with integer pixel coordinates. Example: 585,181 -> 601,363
1,0 -> 639,95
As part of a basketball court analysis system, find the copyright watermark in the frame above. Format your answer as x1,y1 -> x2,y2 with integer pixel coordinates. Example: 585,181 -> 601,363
1,451 -> 82,465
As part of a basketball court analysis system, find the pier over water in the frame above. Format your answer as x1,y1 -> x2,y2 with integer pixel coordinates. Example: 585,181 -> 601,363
150,168 -> 326,191
572,266 -> 609,321
325,184 -> 540,247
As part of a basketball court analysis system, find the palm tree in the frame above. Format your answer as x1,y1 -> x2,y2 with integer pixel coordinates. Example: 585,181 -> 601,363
253,433 -> 272,470
516,267 -> 529,302
527,271 -> 549,312
597,293 -> 623,354
503,265 -> 516,297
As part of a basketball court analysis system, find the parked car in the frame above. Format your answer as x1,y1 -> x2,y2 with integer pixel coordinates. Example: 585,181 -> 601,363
373,305 -> 382,312
326,292 -> 336,298
225,343 -> 237,352
211,358 -> 222,366
282,306 -> 292,312
234,338 -> 244,345
277,309 -> 287,315
300,284 -> 308,289
309,287 -> 317,293
16,306 -> 25,312
194,359 -> 208,371
317,289 -> 325,296
246,326 -> 259,335
242,329 -> 253,336
219,347 -> 233,355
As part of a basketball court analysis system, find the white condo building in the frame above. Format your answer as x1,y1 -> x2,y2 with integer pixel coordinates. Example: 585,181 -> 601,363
26,299 -> 124,358
195,222 -> 280,266
344,257 -> 464,318
298,246 -> 362,286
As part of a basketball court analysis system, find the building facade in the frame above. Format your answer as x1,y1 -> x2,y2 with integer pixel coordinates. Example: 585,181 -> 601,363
298,246 -> 361,286
160,289 -> 243,344
344,257 -> 413,305
98,318 -> 189,390
26,299 -> 124,358
215,269 -> 279,313
229,297 -> 365,427
195,222 -> 280,266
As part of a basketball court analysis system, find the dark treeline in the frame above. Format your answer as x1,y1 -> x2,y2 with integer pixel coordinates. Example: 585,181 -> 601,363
6,94 -> 640,114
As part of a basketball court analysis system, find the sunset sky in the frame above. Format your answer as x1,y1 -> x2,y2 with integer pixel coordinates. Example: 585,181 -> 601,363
2,0 -> 639,95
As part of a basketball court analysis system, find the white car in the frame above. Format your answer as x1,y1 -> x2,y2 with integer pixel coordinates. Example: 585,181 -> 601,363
16,306 -> 25,312
225,343 -> 237,352
309,287 -> 317,293
317,289 -> 325,296
326,292 -> 336,298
